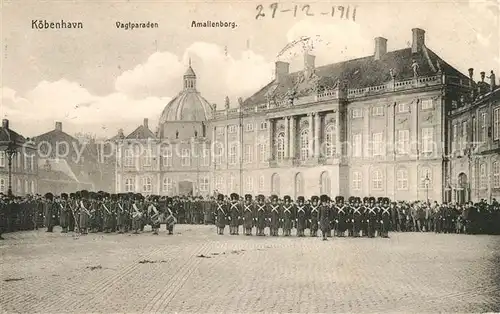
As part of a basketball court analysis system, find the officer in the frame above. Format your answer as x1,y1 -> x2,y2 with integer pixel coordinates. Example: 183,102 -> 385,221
319,195 -> 331,241
58,193 -> 70,233
295,196 -> 307,237
281,195 -> 294,236
43,192 -> 56,233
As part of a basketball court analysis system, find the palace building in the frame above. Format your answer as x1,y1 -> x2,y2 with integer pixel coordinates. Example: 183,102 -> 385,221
115,28 -> 478,201
447,70 -> 499,204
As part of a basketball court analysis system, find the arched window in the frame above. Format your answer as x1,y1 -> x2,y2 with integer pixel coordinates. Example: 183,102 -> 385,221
125,178 -> 135,192
320,171 -> 331,195
300,129 -> 309,161
396,168 -> 409,190
479,163 -> 487,189
271,173 -> 280,195
493,161 -> 500,188
371,169 -> 383,190
295,173 -> 304,197
142,176 -> 152,193
276,132 -> 285,161
215,176 -> 224,192
258,175 -> 265,192
419,167 -> 432,189
325,124 -> 336,157
163,177 -> 173,193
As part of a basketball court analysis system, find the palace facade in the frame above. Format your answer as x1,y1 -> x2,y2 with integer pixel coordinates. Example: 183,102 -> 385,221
115,28 -> 480,201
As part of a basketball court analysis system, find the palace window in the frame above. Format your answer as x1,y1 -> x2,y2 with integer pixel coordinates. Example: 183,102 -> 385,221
31,181 -> 35,194
162,146 -> 172,167
245,176 -> 254,193
162,177 -> 173,193
397,130 -> 410,154
215,176 -> 224,191
214,143 -> 223,165
216,127 -> 225,136
201,148 -> 210,166
229,143 -> 237,165
125,178 -> 135,192
276,132 -> 285,161
228,125 -> 237,134
352,133 -> 362,157
480,163 -> 487,190
16,179 -> 21,194
461,121 -> 468,149
371,169 -> 383,190
143,149 -> 152,167
419,167 -> 432,189
181,148 -> 190,166
24,180 -> 29,194
300,129 -> 309,161
421,99 -> 433,110
229,174 -> 236,191
245,123 -> 254,132
199,176 -> 209,193
372,132 -> 384,156
396,168 -> 409,190
125,149 -> 134,167
481,112 -> 487,142
372,106 -> 384,116
452,123 -> 458,152
398,103 -> 409,113
0,151 -> 5,167
421,128 -> 434,153
142,177 -> 152,193
244,144 -> 253,163
325,124 -> 336,157
259,175 -> 265,191
352,108 -> 363,119
494,108 -> 500,141
493,162 -> 500,188
0,178 -> 5,193
258,143 -> 267,163
352,171 -> 362,191
260,121 -> 268,130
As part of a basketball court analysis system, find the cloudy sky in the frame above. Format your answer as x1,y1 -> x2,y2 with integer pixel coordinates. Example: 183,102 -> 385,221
1,0 -> 499,138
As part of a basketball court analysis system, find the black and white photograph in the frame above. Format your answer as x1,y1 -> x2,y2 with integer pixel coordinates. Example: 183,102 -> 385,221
1,0 -> 500,312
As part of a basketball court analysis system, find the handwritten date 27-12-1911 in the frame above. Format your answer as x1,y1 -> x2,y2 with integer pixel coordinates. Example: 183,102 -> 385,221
255,3 -> 357,21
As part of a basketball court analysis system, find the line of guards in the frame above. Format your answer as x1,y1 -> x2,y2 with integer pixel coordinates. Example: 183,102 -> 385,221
1,191 -> 499,240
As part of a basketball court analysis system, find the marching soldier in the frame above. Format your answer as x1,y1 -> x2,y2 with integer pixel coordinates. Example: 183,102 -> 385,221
164,196 -> 177,235
352,197 -> 364,237
43,193 -> 56,233
242,194 -> 254,236
79,190 -> 91,235
58,193 -> 70,233
334,196 -> 347,237
295,196 -> 307,237
366,197 -> 378,238
255,194 -> 267,236
379,197 -> 391,238
319,195 -> 331,241
131,193 -> 144,234
101,193 -> 114,233
229,193 -> 241,235
346,197 -> 356,237
268,195 -> 280,236
148,196 -> 161,235
309,195 -> 320,237
215,194 -> 227,235
281,196 -> 294,236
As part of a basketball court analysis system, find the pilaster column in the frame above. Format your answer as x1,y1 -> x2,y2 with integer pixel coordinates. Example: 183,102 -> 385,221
290,116 -> 296,159
267,119 -> 274,160
284,117 -> 290,159
212,127 -> 217,164
314,113 -> 321,157
224,125 -> 228,166
308,113 -> 314,158
335,110 -> 341,157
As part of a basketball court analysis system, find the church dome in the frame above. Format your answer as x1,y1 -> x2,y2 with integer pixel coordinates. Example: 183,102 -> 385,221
158,61 -> 213,124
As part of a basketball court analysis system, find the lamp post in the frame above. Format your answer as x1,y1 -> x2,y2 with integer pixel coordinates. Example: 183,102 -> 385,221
5,143 -> 17,197
424,173 -> 430,203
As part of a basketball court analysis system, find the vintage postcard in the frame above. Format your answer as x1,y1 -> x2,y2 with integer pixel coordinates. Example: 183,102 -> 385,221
1,0 -> 500,312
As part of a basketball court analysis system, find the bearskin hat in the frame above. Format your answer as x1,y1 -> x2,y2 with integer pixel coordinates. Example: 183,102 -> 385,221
217,193 -> 224,201
69,193 -> 76,199
270,195 -> 278,202
44,192 -> 53,200
369,196 -> 376,203
257,194 -> 265,202
377,197 -> 384,204
166,196 -> 173,205
110,194 -> 117,201
311,195 -> 319,203
75,191 -> 81,198
335,196 -> 344,203
283,195 -> 291,202
80,190 -> 89,199
60,193 -> 68,200
135,193 -> 144,201
245,194 -> 252,201
230,193 -> 239,201
384,197 -> 390,204
320,194 -> 329,203
363,197 -> 370,203
297,196 -> 305,203
348,196 -> 356,204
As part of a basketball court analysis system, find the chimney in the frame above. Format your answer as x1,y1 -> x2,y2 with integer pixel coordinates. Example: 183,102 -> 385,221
143,118 -> 149,129
2,119 -> 8,129
411,28 -> 425,53
374,37 -> 387,60
275,61 -> 290,83
55,121 -> 62,131
490,70 -> 496,91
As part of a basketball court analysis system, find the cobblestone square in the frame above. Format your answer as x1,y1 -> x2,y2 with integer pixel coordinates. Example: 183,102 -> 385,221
1,225 -> 500,313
